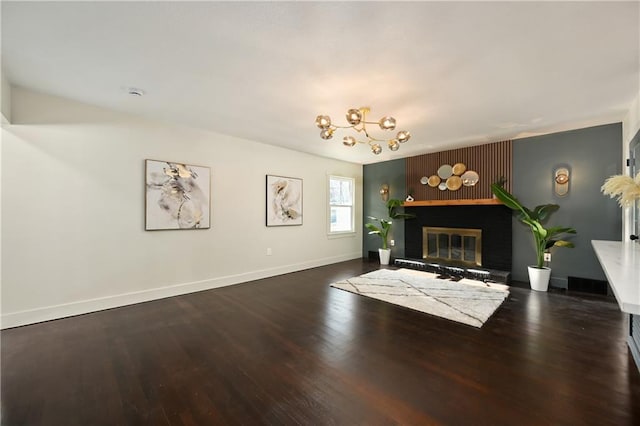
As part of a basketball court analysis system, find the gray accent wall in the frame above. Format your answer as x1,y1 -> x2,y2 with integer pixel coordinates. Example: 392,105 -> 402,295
363,159 -> 406,258
512,123 -> 622,287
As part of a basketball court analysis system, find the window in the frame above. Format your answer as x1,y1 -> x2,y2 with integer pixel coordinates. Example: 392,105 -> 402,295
328,175 -> 355,234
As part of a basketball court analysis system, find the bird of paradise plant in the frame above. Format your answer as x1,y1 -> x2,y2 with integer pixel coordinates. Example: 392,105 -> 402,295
365,199 -> 415,250
491,183 -> 576,268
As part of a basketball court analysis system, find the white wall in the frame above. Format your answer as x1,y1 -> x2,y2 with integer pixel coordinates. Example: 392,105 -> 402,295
1,87 -> 363,328
0,70 -> 6,329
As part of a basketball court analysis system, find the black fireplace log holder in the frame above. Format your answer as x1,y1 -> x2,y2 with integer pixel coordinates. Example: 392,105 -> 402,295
393,258 -> 511,285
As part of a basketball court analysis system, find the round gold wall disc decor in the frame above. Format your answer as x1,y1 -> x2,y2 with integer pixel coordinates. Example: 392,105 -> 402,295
427,175 -> 441,187
437,164 -> 453,179
452,163 -> 467,176
446,175 -> 462,191
461,170 -> 479,186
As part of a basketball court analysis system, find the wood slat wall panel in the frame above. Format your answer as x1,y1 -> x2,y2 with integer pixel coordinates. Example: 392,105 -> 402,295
405,140 -> 512,201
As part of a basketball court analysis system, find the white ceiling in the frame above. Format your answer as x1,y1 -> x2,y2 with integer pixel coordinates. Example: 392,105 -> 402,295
2,1 -> 639,164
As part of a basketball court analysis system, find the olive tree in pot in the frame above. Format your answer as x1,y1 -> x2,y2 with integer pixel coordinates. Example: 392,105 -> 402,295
490,183 -> 577,291
365,199 -> 415,265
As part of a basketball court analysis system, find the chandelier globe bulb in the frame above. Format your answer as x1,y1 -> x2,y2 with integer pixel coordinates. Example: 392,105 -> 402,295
315,115 -> 332,129
397,130 -> 411,143
379,116 -> 396,131
343,136 -> 357,147
346,109 -> 362,125
320,128 -> 334,140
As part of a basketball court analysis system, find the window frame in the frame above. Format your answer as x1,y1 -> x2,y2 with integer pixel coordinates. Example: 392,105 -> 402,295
327,175 -> 355,236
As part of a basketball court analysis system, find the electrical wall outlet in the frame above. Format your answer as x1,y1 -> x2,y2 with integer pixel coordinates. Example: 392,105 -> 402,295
390,240 -> 395,247
544,252 -> 551,262
266,248 -> 272,256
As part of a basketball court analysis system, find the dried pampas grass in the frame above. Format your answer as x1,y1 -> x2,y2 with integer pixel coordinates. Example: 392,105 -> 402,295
601,172 -> 640,207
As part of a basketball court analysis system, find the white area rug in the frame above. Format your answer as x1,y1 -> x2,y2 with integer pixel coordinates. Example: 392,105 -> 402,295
330,268 -> 510,328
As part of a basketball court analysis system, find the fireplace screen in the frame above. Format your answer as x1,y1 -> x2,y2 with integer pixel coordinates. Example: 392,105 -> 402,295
423,227 -> 482,267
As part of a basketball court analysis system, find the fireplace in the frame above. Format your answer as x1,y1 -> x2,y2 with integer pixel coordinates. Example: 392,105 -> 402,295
423,226 -> 482,267
405,205 -> 512,272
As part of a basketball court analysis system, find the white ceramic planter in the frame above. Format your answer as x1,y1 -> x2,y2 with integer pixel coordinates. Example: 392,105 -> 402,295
528,266 -> 551,291
379,248 -> 391,265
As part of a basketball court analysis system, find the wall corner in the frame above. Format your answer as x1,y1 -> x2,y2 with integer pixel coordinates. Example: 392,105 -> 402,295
1,68 -> 12,125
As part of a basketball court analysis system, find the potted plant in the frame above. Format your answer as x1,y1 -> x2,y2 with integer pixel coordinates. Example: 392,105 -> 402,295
490,183 -> 576,291
365,198 -> 415,265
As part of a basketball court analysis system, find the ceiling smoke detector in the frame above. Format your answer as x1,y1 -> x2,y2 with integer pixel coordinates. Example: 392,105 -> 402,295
127,87 -> 145,97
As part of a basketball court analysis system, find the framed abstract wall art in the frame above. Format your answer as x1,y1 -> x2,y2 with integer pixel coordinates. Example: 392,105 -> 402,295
266,175 -> 303,226
145,159 -> 211,230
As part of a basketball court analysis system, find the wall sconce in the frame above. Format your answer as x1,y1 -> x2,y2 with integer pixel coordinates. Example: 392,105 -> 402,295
554,167 -> 570,196
380,184 -> 389,201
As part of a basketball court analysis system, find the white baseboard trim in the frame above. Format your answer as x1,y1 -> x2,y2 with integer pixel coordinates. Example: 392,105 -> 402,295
1,252 -> 362,329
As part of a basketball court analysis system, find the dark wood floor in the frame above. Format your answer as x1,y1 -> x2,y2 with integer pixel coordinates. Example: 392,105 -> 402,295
2,259 -> 639,425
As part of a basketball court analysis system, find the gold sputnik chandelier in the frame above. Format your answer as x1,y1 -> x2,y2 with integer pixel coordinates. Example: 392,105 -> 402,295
315,107 -> 411,155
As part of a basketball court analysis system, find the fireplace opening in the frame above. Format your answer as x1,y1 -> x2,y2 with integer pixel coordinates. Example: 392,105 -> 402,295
423,227 -> 482,267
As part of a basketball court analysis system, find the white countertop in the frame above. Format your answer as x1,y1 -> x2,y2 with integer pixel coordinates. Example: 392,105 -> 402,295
592,240 -> 640,315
